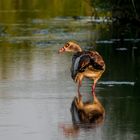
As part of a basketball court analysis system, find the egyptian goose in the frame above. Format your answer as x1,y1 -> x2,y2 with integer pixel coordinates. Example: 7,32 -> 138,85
58,41 -> 105,97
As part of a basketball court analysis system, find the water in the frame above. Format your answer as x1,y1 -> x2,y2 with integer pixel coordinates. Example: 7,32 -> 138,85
0,1 -> 140,140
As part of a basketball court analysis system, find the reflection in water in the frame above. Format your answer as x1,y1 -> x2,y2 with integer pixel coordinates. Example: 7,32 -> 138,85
60,93 -> 105,137
71,94 -> 105,124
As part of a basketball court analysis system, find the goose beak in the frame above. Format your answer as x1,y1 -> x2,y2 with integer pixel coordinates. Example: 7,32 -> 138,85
58,47 -> 65,54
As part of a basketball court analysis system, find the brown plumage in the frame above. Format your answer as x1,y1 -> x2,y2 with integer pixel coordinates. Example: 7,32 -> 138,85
59,41 -> 105,96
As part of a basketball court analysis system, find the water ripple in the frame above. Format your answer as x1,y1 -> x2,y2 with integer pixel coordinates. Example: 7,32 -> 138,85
99,81 -> 135,86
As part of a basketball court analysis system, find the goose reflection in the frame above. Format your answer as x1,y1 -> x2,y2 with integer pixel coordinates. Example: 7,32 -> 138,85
61,93 -> 105,137
71,93 -> 105,124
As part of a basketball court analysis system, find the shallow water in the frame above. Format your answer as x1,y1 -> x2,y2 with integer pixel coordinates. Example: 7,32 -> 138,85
0,1 -> 140,140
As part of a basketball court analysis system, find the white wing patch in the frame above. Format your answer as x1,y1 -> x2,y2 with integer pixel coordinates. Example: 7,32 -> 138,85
73,54 -> 84,73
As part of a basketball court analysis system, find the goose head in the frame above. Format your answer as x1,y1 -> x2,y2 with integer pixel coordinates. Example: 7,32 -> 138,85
59,41 -> 82,53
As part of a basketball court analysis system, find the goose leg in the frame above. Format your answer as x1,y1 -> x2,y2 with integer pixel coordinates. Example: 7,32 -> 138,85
75,74 -> 83,98
92,80 -> 97,97
92,83 -> 96,97
77,81 -> 82,98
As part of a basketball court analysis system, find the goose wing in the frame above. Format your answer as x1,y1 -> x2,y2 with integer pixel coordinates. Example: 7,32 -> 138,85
77,52 -> 104,71
71,51 -> 105,80
88,51 -> 105,70
71,52 -> 90,79
78,55 -> 91,72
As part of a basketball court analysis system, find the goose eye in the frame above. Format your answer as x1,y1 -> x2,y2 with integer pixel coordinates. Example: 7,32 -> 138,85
65,43 -> 69,47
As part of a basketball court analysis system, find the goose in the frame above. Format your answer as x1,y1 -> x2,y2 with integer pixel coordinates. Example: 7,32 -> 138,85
58,41 -> 105,97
